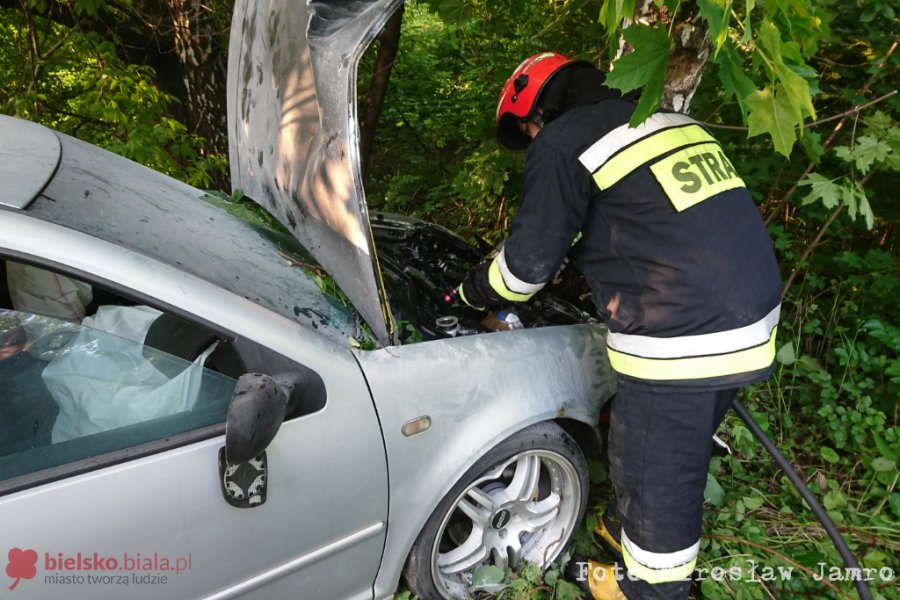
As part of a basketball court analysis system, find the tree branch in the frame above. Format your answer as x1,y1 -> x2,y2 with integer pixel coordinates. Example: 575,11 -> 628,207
703,90 -> 898,132
763,40 -> 897,227
780,170 -> 876,299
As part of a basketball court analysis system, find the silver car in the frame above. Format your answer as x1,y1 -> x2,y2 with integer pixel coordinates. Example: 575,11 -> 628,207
0,1 -> 615,599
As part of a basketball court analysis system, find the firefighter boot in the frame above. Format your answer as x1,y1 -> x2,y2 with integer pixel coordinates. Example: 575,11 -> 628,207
567,559 -> 627,600
594,510 -> 623,561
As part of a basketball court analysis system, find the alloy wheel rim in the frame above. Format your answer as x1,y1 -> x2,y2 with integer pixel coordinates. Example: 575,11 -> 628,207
430,449 -> 581,598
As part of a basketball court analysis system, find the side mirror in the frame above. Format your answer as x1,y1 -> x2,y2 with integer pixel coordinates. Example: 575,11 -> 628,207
225,372 -> 290,463
218,373 -> 293,508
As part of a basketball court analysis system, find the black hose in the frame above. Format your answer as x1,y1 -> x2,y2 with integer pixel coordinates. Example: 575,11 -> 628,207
732,399 -> 873,600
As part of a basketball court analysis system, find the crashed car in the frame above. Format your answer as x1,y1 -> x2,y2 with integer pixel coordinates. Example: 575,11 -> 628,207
0,1 -> 614,599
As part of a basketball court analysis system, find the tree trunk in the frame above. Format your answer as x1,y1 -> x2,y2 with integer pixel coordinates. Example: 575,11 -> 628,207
1,0 -> 231,184
359,4 -> 404,177
163,0 -> 230,171
620,0 -> 710,114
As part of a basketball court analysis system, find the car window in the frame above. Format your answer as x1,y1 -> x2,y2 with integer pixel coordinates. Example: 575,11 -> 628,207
0,305 -> 236,485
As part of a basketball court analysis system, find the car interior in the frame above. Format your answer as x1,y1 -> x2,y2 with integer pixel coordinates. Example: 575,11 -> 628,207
0,258 -> 245,485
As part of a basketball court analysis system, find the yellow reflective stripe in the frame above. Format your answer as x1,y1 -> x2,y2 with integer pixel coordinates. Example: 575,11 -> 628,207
623,546 -> 696,584
607,327 -> 778,380
594,518 -> 622,554
488,259 -> 534,302
593,125 -> 716,190
650,142 -> 745,211
456,283 -> 483,310
607,305 -> 779,358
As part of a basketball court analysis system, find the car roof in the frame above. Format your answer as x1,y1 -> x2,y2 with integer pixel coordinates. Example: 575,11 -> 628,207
0,116 -> 61,210
1,116 -> 356,343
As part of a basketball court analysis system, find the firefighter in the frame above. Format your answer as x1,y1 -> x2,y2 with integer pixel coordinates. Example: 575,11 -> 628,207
457,52 -> 782,599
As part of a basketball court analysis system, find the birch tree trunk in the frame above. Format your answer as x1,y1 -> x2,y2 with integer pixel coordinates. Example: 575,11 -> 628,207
619,0 -> 711,114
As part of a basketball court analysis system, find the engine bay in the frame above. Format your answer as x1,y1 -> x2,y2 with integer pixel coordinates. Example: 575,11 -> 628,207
370,212 -> 598,344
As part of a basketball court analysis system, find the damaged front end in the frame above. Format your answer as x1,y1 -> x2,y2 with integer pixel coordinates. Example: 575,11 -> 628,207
371,212 -> 599,343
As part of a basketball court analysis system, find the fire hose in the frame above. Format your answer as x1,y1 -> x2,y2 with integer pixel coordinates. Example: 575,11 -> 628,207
732,399 -> 874,600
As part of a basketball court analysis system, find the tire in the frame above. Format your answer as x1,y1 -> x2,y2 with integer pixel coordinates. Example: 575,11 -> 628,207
403,421 -> 589,600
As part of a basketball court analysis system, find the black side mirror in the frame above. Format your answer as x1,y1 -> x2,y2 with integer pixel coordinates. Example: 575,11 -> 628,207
218,372 -> 293,508
225,372 -> 290,463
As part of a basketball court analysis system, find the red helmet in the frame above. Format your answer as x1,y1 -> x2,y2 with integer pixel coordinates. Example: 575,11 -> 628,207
496,52 -> 585,150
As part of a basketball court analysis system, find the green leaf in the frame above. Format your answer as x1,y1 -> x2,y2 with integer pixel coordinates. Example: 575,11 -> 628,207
840,184 -> 872,228
600,0 -> 636,35
746,86 -> 798,156
605,25 -> 670,93
741,0 -> 755,43
714,41 -> 757,105
798,130 -> 824,163
776,341 -> 796,365
843,136 -> 892,173
871,457 -> 896,472
697,0 -> 732,54
774,64 -> 816,121
820,446 -> 840,464
705,473 -> 725,506
742,495 -> 764,510
605,25 -> 670,125
471,565 -> 506,593
889,494 -> 900,519
873,432 -> 899,461
556,580 -> 585,600
756,22 -> 816,123
799,173 -> 841,209
522,562 -> 542,584
856,186 -> 874,230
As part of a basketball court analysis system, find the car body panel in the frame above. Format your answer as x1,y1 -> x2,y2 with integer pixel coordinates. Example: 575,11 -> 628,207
227,0 -> 402,345
0,435 -> 385,600
0,115 -> 60,209
0,169 -> 390,599
356,325 -> 615,596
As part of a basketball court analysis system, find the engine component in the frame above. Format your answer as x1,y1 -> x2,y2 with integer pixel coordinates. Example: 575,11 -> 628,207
370,212 -> 597,343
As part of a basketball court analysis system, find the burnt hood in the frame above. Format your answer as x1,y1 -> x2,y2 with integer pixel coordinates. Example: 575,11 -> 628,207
227,0 -> 402,345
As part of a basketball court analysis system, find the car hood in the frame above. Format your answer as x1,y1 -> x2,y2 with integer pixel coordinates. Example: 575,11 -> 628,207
227,0 -> 402,346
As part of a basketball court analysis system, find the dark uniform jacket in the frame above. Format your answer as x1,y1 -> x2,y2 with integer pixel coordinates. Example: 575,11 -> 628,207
462,100 -> 782,388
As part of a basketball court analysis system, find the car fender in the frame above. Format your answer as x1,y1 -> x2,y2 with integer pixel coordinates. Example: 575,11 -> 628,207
354,323 -> 614,597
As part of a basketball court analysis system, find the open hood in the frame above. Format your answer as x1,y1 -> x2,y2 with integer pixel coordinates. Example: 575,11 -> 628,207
227,0 -> 402,345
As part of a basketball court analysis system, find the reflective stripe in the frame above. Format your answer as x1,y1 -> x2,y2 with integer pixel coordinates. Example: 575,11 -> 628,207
607,305 -> 780,358
487,248 -> 544,302
456,283 -> 483,310
622,530 -> 698,584
578,113 -> 697,173
594,517 -> 622,554
608,327 -> 778,380
593,125 -> 717,190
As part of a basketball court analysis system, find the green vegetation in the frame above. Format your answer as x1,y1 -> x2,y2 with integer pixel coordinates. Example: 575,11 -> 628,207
2,0 -> 897,597
365,2 -> 898,597
0,0 -> 226,187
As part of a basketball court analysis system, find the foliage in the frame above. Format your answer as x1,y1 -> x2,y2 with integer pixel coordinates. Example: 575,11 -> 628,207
3,0 -> 896,597
363,0 -> 609,243
371,1 -> 898,599
0,1 -> 226,187
599,0 -> 823,152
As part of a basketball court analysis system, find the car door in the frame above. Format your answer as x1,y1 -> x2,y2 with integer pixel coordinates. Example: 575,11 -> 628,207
0,258 -> 388,600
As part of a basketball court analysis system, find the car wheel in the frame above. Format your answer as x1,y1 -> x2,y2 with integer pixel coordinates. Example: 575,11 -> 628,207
403,421 -> 588,599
